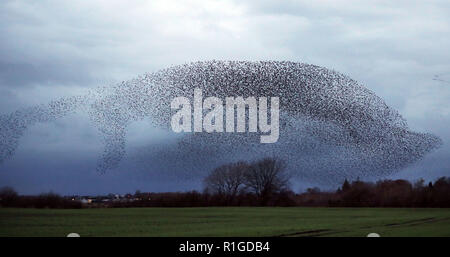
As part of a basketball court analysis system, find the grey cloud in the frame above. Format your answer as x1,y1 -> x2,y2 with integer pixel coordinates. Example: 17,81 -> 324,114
0,61 -> 96,88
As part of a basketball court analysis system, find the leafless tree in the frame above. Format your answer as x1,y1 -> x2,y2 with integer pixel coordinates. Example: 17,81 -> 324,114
243,157 -> 291,204
203,161 -> 248,199
0,186 -> 18,207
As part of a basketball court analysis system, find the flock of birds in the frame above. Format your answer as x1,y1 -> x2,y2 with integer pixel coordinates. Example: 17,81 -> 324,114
0,61 -> 443,185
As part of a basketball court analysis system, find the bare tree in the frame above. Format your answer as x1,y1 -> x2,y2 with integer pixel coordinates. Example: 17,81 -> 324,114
0,186 -> 18,207
243,157 -> 290,204
203,161 -> 248,199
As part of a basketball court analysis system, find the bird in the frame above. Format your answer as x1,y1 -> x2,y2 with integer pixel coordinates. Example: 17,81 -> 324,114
0,61 -> 442,185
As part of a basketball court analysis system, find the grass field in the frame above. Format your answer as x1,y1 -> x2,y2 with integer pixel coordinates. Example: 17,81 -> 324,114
1,207 -> 450,237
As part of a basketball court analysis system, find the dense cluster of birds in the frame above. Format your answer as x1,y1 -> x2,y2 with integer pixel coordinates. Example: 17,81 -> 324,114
0,61 -> 442,185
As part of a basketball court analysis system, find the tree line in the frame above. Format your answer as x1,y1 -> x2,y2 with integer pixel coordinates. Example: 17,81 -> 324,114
0,190 -> 82,209
1,157 -> 450,208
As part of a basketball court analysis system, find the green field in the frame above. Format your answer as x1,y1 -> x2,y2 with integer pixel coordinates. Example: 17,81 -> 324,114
1,207 -> 450,237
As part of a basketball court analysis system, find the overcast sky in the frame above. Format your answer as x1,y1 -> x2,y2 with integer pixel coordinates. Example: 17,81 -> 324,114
0,0 -> 449,195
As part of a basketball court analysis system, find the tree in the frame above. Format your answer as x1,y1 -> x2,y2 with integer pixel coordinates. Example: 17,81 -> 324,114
306,187 -> 321,194
342,179 -> 350,192
0,186 -> 18,207
243,157 -> 291,204
203,161 -> 248,200
134,190 -> 142,198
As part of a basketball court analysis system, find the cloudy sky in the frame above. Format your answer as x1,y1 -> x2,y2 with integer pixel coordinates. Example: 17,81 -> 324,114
0,0 -> 449,195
